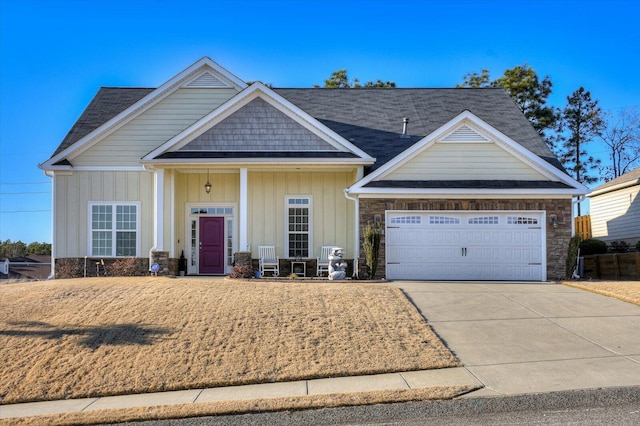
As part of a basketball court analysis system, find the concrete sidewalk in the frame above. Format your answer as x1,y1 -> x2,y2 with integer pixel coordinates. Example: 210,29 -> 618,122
393,281 -> 640,397
0,367 -> 481,419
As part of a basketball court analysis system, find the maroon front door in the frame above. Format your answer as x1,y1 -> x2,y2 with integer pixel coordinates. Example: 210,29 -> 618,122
199,217 -> 225,274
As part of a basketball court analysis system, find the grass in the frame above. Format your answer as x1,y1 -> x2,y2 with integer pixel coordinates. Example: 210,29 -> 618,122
0,277 -> 459,407
563,280 -> 640,306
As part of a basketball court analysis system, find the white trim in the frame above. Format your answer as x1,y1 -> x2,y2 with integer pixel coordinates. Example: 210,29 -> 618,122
348,111 -> 588,195
154,169 -> 165,251
40,57 -> 247,170
87,201 -> 141,257
169,171 -> 175,258
284,195 -> 313,258
239,168 -> 248,251
142,83 -> 375,163
185,203 -> 237,275
588,179 -> 640,197
357,191 -> 575,199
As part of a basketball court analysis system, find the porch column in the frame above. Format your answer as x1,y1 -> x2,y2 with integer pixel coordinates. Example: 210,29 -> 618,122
239,168 -> 249,251
154,168 -> 165,251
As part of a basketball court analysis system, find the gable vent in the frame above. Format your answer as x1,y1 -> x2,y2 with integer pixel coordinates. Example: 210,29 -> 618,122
441,124 -> 490,143
183,71 -> 231,88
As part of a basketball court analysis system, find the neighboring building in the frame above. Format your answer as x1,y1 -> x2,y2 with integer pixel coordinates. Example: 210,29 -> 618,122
0,255 -> 51,281
589,167 -> 640,246
39,57 -> 588,280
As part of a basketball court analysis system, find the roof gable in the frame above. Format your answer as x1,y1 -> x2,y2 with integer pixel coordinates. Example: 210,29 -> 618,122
348,111 -> 588,195
143,83 -> 375,164
180,97 -> 340,152
40,57 -> 247,170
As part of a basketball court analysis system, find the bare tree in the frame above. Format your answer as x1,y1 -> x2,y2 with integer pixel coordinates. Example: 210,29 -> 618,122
599,107 -> 640,180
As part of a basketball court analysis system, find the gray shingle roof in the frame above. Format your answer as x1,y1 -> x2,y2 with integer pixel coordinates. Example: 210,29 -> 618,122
274,88 -> 563,172
51,87 -> 153,158
591,166 -> 640,193
49,86 -> 563,175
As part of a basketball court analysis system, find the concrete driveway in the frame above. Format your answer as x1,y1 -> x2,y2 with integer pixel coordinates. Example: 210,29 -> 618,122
392,281 -> 640,396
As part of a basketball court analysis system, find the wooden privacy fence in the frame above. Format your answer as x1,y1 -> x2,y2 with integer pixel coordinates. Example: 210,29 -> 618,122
574,215 -> 591,239
581,253 -> 640,280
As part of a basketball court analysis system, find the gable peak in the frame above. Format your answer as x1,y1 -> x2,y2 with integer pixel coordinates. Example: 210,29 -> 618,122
441,123 -> 490,143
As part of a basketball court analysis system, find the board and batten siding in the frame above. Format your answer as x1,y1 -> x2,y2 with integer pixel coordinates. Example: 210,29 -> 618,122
54,170 -> 154,257
590,185 -> 640,243
73,88 -> 238,167
172,171 -> 240,255
385,142 -> 548,181
247,171 -> 355,259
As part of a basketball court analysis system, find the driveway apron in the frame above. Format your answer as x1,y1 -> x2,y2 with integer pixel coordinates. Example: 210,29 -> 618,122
392,281 -> 640,396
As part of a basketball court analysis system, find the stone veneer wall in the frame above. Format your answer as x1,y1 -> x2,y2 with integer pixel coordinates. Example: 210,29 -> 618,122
359,198 -> 573,280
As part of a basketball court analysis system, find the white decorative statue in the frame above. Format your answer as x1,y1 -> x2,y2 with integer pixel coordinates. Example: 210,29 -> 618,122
328,247 -> 347,280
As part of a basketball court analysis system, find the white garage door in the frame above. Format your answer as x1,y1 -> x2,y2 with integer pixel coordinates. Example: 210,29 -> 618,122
386,211 -> 545,281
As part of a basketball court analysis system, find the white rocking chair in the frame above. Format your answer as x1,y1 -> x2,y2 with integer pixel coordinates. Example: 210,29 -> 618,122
258,246 -> 279,277
316,246 -> 334,277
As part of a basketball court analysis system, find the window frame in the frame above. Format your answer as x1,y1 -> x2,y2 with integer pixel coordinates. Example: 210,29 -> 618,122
284,196 -> 313,258
88,201 -> 141,257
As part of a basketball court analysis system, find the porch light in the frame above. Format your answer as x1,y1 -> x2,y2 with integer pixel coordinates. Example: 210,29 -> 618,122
204,170 -> 212,194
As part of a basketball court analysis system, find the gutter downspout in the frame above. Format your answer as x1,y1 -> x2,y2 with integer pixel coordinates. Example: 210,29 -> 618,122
343,188 -> 360,278
43,169 -> 56,280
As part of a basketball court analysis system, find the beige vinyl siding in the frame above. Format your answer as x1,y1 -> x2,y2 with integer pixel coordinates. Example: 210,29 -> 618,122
247,171 -> 355,259
590,186 -> 640,243
54,171 -> 154,257
73,88 -> 238,167
386,142 -> 548,181
172,171 -> 240,255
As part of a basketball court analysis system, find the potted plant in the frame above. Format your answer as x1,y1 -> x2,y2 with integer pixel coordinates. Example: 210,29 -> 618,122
179,250 -> 187,276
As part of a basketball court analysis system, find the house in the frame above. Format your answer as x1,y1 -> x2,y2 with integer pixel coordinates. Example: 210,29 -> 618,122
39,57 -> 588,281
0,255 -> 52,281
588,167 -> 640,246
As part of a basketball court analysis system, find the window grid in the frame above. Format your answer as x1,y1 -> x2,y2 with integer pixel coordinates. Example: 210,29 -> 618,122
508,216 -> 539,225
391,216 -> 422,224
468,216 -> 499,225
286,197 -> 311,257
90,203 -> 138,257
430,216 -> 460,225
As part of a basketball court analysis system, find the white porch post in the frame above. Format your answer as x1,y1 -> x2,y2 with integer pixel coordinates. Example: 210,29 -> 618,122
154,169 -> 165,251
239,168 -> 249,251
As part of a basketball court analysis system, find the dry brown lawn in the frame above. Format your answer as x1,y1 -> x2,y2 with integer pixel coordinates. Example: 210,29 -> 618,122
563,280 -> 640,306
0,277 -> 459,405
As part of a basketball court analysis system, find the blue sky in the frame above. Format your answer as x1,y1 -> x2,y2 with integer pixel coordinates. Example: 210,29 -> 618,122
1,0 -> 639,244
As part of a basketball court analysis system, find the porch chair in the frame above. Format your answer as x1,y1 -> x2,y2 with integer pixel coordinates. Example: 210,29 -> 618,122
258,246 -> 279,277
317,246 -> 334,277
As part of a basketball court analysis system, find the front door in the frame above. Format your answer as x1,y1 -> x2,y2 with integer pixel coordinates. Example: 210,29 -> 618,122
199,217 -> 225,274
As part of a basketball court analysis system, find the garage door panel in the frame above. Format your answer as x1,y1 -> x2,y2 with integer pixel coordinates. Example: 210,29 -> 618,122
386,211 -> 545,281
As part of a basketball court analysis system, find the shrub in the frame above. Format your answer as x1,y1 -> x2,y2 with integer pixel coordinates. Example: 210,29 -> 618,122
229,265 -> 253,279
609,240 -> 630,253
106,258 -> 139,276
566,235 -> 582,279
55,258 -> 84,279
579,239 -> 608,255
363,223 -> 381,279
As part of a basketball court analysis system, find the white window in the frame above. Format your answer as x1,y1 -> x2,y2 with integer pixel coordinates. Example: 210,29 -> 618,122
508,216 -> 539,225
286,196 -> 311,258
390,215 -> 422,224
468,216 -> 499,225
89,202 -> 140,257
429,216 -> 460,225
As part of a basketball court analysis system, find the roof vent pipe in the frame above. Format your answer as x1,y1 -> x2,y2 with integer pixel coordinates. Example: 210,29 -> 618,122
401,117 -> 410,138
